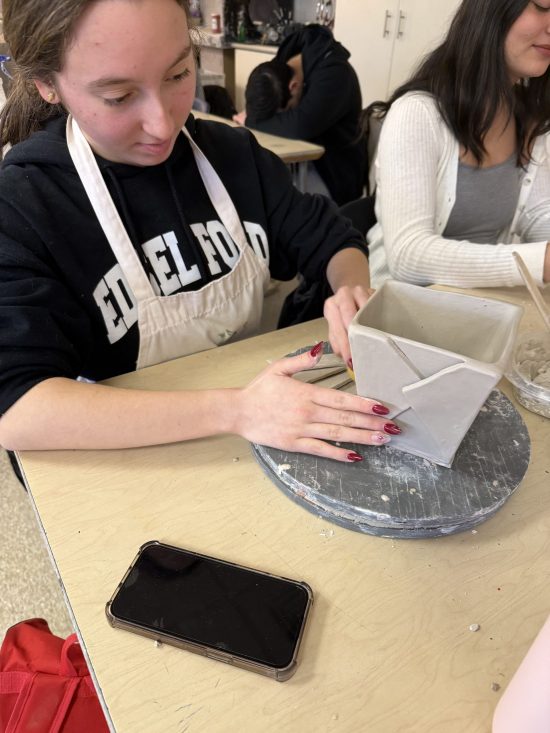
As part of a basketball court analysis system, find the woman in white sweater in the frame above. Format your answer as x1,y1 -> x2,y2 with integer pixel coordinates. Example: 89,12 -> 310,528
368,0 -> 550,290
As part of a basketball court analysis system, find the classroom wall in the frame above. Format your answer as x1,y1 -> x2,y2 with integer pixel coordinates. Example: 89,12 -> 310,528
200,0 -> 224,27
293,0 -> 319,23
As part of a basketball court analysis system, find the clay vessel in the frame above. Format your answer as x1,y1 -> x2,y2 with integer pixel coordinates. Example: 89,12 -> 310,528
349,281 -> 523,467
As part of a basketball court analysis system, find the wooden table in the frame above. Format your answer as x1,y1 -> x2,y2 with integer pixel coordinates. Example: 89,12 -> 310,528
17,287 -> 550,733
192,110 -> 325,191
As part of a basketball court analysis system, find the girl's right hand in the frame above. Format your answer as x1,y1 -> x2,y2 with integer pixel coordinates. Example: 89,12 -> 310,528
232,342 -> 400,463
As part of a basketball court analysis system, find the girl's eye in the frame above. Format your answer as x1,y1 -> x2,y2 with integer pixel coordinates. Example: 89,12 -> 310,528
169,68 -> 191,82
100,68 -> 191,106
103,94 -> 131,107
533,1 -> 550,11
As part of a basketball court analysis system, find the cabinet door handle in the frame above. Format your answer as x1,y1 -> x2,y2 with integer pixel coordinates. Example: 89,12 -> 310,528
397,10 -> 406,38
383,9 -> 393,38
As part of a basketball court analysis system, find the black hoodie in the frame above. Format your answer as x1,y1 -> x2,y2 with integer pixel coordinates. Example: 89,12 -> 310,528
0,114 -> 366,415
246,25 -> 365,205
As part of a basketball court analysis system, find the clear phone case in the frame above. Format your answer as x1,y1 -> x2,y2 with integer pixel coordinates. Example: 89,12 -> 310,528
106,540 -> 313,681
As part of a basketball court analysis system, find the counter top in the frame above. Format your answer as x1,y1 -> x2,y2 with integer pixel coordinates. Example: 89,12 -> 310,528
196,26 -> 232,48
197,28 -> 279,53
231,41 -> 279,53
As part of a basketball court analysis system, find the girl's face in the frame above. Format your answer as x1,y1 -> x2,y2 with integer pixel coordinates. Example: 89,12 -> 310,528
36,0 -> 196,166
505,1 -> 550,81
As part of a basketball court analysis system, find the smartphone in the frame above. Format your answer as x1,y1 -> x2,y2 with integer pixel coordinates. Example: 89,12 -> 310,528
106,541 -> 313,681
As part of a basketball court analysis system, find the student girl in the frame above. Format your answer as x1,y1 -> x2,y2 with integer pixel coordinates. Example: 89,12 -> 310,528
0,0 -> 399,462
367,0 -> 550,289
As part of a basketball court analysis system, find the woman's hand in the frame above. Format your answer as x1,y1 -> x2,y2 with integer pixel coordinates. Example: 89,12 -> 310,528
324,247 -> 374,367
233,342 -> 398,463
324,284 -> 375,367
232,111 -> 246,125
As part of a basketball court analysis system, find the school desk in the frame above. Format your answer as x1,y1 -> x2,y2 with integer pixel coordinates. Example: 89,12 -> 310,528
17,286 -> 550,733
191,109 -> 325,192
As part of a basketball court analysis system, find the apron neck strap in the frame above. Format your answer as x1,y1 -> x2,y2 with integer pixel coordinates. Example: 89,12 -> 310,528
65,116 -> 251,300
181,125 -> 249,250
66,115 -> 154,301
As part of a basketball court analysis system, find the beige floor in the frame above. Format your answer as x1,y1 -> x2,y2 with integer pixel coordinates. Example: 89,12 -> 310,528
0,278 -> 298,645
0,449 -> 73,641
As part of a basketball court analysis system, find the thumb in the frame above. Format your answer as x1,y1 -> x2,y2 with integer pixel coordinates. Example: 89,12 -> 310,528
275,340 -> 325,377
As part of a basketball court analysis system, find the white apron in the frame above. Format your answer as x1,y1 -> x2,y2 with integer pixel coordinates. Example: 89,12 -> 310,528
66,116 -> 270,369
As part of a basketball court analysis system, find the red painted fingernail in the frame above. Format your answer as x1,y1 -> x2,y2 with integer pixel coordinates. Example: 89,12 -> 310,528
347,451 -> 363,462
309,341 -> 324,358
384,423 -> 401,435
372,404 -> 390,415
347,358 -> 353,370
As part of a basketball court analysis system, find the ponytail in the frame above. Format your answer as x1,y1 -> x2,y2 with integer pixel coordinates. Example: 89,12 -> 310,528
0,70 -> 61,148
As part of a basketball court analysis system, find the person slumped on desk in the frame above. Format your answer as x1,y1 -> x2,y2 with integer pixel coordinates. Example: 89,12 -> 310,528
0,0 -> 400,463
233,24 -> 365,205
367,0 -> 550,290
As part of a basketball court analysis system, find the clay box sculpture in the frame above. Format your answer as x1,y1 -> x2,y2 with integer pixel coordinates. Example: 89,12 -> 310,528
348,281 -> 523,467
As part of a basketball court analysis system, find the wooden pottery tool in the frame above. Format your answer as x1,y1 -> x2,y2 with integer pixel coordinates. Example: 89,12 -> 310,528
513,252 -> 550,333
293,353 -> 354,391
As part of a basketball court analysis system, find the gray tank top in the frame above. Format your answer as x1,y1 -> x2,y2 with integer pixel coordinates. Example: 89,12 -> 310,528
443,154 -> 522,243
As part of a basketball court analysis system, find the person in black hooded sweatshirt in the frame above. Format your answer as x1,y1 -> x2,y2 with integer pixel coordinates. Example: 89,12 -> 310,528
0,0 -> 400,461
234,24 -> 365,206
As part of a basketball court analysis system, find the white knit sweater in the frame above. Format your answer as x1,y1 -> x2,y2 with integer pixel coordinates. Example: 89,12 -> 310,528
367,92 -> 550,288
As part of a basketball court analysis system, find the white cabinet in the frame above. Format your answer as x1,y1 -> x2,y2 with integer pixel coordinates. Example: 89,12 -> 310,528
334,0 -> 461,105
233,45 -> 277,111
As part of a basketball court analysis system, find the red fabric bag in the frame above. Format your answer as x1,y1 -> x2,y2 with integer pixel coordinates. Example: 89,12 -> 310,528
0,618 -> 109,732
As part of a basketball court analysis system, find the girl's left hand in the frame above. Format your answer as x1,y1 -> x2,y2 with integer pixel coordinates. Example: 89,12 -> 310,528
323,285 -> 375,367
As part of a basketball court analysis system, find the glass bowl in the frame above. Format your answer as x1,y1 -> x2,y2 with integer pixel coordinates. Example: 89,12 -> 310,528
506,331 -> 550,418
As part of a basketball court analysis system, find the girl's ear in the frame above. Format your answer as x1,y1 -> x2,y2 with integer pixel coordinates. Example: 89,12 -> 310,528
34,79 -> 60,104
288,78 -> 300,95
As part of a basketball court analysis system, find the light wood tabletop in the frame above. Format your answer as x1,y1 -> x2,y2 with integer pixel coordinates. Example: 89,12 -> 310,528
192,109 -> 325,164
17,286 -> 550,733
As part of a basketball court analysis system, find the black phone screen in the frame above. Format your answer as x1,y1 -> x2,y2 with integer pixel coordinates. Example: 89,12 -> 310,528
109,542 -> 311,669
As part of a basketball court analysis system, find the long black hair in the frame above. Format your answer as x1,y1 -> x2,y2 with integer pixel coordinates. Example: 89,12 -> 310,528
366,0 -> 550,165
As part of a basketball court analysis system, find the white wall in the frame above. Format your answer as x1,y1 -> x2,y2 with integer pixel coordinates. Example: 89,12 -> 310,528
293,0 -> 319,23
200,0 -> 224,28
